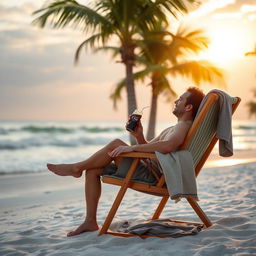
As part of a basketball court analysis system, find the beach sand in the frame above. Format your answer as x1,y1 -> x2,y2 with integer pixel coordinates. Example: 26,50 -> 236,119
0,151 -> 256,256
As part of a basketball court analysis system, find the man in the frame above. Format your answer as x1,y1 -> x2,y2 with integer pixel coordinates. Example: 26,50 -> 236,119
47,87 -> 205,236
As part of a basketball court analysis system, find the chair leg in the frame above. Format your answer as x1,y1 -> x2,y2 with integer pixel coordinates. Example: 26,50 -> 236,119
98,158 -> 140,236
98,182 -> 129,235
187,198 -> 212,227
151,196 -> 169,220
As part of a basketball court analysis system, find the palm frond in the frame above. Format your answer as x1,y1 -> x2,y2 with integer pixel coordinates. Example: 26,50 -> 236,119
110,78 -> 126,110
94,46 -> 121,59
75,33 -> 108,63
169,60 -> 226,87
155,0 -> 193,17
134,65 -> 165,82
245,51 -> 256,56
110,64 -> 165,109
167,26 -> 210,63
150,71 -> 177,101
163,84 -> 177,101
245,43 -> 256,56
138,1 -> 169,27
32,0 -> 111,33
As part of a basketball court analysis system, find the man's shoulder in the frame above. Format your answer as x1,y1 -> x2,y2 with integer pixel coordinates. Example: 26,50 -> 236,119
173,120 -> 193,132
162,121 -> 192,134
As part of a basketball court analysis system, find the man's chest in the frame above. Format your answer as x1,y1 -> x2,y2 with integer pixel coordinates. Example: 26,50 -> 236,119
159,126 -> 174,140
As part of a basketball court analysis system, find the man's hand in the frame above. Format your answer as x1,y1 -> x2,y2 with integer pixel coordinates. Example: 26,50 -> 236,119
108,145 -> 134,158
130,121 -> 143,138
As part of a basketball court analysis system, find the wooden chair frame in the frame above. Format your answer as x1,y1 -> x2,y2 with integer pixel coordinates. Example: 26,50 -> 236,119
99,93 -> 241,238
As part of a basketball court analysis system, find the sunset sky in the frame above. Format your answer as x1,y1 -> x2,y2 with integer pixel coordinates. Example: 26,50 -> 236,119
0,0 -> 256,122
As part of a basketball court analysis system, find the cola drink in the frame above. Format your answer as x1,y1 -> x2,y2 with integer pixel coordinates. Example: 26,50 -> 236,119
125,110 -> 142,132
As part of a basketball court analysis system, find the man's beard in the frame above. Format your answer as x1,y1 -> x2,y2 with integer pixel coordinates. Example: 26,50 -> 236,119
172,108 -> 178,117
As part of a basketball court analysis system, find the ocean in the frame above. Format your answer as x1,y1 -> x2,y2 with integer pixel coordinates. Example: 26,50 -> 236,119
0,120 -> 255,175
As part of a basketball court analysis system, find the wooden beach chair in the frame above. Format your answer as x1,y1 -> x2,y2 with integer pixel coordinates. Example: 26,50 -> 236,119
99,92 -> 241,237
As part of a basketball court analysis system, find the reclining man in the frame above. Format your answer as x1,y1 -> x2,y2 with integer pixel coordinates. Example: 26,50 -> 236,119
47,87 -> 205,236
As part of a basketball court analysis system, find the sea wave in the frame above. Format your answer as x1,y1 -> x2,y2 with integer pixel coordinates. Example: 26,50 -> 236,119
0,120 -> 255,175
0,136 -> 115,150
0,125 -> 124,135
235,125 -> 256,130
22,126 -> 74,133
0,170 -> 45,176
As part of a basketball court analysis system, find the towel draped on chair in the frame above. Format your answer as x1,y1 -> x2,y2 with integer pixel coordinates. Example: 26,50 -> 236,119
156,150 -> 198,202
197,89 -> 234,157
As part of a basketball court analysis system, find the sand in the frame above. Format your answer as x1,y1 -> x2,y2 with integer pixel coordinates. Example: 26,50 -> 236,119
0,152 -> 256,256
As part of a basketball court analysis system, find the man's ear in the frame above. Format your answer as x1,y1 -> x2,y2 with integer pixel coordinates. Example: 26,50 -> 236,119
185,104 -> 193,112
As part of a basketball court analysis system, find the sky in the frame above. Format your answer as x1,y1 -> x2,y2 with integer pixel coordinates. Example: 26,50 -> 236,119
0,0 -> 256,122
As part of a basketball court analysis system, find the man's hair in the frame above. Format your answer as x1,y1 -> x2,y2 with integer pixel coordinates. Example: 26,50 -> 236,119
185,87 -> 205,120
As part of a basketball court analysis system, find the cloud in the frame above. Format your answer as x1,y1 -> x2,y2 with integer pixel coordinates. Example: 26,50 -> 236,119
0,2 -> 123,89
212,0 -> 256,13
0,3 -> 38,29
190,0 -> 236,17
190,0 -> 256,19
0,3 -> 82,48
0,37 -> 122,88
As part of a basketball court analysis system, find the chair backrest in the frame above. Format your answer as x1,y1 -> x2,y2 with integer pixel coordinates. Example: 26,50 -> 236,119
180,92 -> 241,177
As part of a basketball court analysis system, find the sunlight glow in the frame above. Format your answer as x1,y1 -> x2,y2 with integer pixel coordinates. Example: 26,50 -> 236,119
206,158 -> 256,168
198,28 -> 248,64
241,5 -> 256,14
189,0 -> 235,18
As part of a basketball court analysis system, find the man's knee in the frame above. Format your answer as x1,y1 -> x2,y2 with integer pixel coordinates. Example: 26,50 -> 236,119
108,139 -> 126,149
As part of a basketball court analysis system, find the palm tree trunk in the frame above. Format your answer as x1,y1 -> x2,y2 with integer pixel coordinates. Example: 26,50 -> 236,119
125,62 -> 137,115
147,92 -> 158,141
121,42 -> 137,145
125,61 -> 137,145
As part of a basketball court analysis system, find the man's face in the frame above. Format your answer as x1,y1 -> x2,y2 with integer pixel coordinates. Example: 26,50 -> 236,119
172,91 -> 191,117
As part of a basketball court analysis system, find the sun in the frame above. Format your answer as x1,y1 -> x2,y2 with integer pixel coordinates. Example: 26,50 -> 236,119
198,26 -> 249,65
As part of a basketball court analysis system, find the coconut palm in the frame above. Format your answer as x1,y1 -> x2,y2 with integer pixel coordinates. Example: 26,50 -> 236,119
32,0 -> 197,143
111,25 -> 226,140
32,0 -> 196,116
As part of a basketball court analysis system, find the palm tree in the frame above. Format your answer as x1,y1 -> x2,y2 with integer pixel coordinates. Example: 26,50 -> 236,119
111,25 -> 226,140
32,0 -> 196,119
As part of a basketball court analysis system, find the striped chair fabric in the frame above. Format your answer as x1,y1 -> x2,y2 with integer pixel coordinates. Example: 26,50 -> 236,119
187,97 -> 238,169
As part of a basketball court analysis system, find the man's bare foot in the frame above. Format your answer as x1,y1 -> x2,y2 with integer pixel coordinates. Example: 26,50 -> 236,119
47,163 -> 82,178
67,220 -> 99,237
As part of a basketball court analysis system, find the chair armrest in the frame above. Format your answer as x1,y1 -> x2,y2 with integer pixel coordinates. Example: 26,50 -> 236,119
118,152 -> 157,159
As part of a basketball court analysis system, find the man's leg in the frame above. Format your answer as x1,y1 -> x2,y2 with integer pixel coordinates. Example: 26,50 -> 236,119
67,168 -> 102,236
67,154 -> 126,236
47,139 -> 128,177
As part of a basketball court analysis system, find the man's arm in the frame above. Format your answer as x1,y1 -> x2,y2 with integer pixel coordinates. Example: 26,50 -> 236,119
109,122 -> 190,157
132,123 -> 188,153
